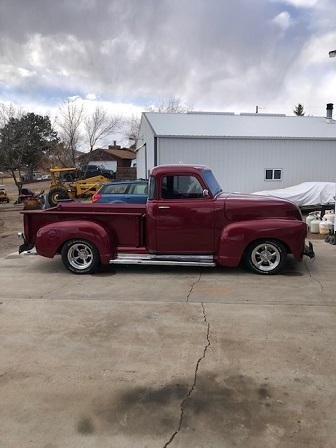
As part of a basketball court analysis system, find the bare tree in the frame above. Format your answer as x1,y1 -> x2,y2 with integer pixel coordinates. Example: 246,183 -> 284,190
50,142 -> 74,168
123,97 -> 192,147
84,106 -> 121,152
147,96 -> 192,113
124,114 -> 141,147
57,99 -> 84,166
0,102 -> 22,128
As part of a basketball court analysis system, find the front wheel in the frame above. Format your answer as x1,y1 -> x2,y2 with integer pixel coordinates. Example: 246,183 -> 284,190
244,240 -> 287,275
61,239 -> 100,274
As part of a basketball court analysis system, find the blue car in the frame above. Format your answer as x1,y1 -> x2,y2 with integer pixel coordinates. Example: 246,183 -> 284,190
92,180 -> 148,204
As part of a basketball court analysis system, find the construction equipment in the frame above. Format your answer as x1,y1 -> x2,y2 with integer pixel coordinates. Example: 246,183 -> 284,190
0,185 -> 10,203
48,167 -> 112,207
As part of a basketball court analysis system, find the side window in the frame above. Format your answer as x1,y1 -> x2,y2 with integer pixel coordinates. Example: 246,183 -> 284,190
265,169 -> 282,181
103,184 -> 128,194
148,176 -> 156,200
161,175 -> 203,199
131,183 -> 148,195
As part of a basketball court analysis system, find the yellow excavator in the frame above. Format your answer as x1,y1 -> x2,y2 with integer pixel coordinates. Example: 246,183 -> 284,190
48,167 -> 112,207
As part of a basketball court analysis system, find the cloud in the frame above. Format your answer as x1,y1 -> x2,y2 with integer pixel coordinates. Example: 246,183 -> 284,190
0,0 -> 334,123
272,11 -> 293,29
274,0 -> 320,7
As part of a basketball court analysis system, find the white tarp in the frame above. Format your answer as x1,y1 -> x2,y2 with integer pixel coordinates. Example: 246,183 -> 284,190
253,182 -> 336,206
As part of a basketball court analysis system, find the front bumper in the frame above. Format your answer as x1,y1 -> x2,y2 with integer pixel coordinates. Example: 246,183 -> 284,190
303,241 -> 315,259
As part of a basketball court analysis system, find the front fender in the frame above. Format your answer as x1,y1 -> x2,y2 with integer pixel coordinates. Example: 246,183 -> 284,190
35,220 -> 115,264
217,219 -> 307,267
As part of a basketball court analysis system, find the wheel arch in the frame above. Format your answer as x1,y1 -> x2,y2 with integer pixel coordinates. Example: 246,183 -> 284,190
35,220 -> 116,264
217,219 -> 306,267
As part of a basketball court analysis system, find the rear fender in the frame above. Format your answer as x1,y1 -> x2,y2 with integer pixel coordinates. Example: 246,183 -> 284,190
217,219 -> 307,267
35,220 -> 115,264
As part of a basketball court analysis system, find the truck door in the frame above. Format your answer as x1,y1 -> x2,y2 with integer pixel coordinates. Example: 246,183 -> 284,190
152,174 -> 215,253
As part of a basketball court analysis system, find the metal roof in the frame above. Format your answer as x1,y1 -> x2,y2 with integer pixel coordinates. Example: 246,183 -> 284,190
143,112 -> 336,140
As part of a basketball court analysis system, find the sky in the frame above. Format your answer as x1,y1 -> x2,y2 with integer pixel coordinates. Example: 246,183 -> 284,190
0,0 -> 336,142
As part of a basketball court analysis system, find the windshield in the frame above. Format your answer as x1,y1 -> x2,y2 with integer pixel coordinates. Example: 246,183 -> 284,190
203,169 -> 222,196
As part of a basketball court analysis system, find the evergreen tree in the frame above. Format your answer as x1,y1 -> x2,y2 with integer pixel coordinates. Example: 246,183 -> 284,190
0,113 -> 58,192
293,103 -> 305,116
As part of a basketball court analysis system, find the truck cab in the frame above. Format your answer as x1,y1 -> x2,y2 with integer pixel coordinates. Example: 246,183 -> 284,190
146,165 -> 220,254
19,165 -> 313,275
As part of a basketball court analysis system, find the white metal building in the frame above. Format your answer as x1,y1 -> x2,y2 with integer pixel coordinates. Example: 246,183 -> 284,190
136,109 -> 336,192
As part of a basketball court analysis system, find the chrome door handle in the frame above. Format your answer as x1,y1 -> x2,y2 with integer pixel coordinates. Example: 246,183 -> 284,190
158,206 -> 170,209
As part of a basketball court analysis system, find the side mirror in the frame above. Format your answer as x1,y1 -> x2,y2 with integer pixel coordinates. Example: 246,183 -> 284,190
203,189 -> 210,198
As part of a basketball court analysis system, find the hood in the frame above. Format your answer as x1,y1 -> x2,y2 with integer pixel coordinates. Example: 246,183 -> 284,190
217,192 -> 302,222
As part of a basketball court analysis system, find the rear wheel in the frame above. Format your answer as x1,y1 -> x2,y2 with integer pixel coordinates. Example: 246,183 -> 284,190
244,240 -> 287,275
48,187 -> 69,207
61,239 -> 100,274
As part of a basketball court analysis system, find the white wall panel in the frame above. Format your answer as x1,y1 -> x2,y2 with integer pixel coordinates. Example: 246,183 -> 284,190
136,116 -> 155,179
157,137 -> 336,192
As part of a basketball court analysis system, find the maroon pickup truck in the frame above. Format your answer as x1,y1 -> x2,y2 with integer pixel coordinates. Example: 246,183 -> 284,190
19,165 -> 314,275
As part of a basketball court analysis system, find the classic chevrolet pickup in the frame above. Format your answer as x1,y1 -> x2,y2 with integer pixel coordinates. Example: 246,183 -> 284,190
19,165 -> 314,275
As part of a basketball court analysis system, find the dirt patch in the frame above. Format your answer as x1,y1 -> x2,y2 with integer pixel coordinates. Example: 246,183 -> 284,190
77,417 -> 95,434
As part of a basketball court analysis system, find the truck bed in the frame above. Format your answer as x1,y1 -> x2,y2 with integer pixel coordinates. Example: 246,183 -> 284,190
22,202 -> 147,249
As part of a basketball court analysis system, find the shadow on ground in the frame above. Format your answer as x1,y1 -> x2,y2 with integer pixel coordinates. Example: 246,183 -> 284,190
77,372 -> 308,444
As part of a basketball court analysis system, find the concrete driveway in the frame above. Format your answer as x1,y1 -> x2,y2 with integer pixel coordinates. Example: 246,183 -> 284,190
0,240 -> 335,447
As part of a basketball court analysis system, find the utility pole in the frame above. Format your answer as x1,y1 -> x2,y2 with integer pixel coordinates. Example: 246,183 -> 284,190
256,106 -> 259,114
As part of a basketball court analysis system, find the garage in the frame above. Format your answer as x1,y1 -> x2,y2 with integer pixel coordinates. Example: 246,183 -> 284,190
136,106 -> 336,192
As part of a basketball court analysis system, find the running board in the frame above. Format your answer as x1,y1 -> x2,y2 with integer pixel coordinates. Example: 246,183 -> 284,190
109,253 -> 215,267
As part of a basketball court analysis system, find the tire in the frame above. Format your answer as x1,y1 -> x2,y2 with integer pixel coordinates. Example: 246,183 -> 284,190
61,239 -> 100,274
48,188 -> 70,207
244,240 -> 287,275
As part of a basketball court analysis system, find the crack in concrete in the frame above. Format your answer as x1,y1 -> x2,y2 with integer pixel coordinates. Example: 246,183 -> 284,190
304,260 -> 325,296
186,272 -> 202,303
162,302 -> 210,448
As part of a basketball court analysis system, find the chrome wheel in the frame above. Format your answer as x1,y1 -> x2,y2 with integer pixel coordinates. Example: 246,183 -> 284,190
67,243 -> 93,270
251,243 -> 281,272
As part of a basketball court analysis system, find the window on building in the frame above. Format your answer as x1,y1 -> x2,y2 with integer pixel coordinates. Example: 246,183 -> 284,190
161,175 -> 204,199
265,169 -> 282,181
